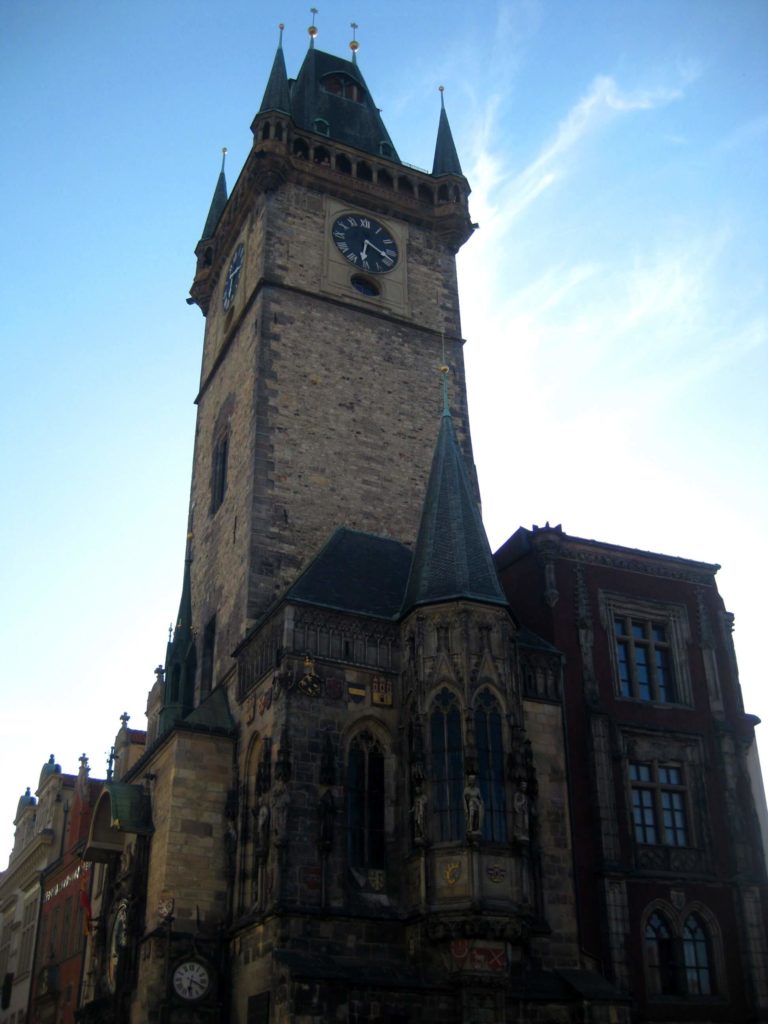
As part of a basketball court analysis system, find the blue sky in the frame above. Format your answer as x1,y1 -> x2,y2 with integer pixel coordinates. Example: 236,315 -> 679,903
1,0 -> 766,856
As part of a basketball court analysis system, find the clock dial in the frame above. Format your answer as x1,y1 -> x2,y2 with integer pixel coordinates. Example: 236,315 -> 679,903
331,214 -> 399,274
172,959 -> 211,1001
222,242 -> 244,310
106,903 -> 128,994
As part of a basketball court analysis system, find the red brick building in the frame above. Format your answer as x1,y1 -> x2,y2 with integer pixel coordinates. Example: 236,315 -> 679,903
495,524 -> 768,1020
28,757 -> 102,1024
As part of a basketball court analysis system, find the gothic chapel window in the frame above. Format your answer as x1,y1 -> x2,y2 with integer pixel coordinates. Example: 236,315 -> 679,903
347,732 -> 385,869
683,914 -> 713,995
211,430 -> 229,513
430,688 -> 465,841
475,690 -> 507,842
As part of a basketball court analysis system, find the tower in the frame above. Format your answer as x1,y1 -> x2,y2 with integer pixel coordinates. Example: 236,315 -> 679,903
184,24 -> 477,696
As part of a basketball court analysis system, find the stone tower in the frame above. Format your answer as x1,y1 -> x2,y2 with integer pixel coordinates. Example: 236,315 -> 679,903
184,26 -> 476,696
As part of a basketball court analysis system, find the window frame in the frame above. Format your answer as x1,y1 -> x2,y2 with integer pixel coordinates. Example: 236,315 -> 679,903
474,688 -> 508,843
642,901 -> 721,1001
346,730 -> 387,872
429,687 -> 465,842
599,593 -> 692,706
629,760 -> 690,848
210,430 -> 229,514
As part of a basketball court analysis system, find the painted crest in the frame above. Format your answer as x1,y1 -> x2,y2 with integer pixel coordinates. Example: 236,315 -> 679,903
367,869 -> 386,891
347,682 -> 367,704
486,864 -> 506,883
371,676 -> 393,706
258,686 -> 273,716
444,861 -> 461,885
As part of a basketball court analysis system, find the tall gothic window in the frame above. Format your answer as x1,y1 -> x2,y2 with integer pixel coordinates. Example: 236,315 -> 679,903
683,914 -> 713,995
475,690 -> 507,842
430,688 -> 464,841
347,732 -> 385,869
645,911 -> 678,995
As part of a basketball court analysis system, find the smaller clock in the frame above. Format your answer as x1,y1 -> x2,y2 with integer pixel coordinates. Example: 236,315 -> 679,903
222,242 -> 244,311
172,958 -> 212,1002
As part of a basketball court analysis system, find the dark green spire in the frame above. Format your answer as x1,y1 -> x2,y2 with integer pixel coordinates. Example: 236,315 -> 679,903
259,24 -> 291,115
432,87 -> 463,177
159,536 -> 197,734
401,394 -> 507,615
201,149 -> 228,240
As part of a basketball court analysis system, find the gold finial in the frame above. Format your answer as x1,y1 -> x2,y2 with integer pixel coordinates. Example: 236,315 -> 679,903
220,147 -> 227,173
438,84 -> 445,108
278,22 -> 284,46
349,21 -> 359,60
308,7 -> 318,42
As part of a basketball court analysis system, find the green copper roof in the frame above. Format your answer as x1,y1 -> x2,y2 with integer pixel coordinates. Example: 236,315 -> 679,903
183,685 -> 237,733
287,528 -> 412,619
401,410 -> 507,615
289,47 -> 400,162
432,95 -> 463,177
102,782 -> 154,835
201,165 -> 228,240
259,34 -> 291,115
160,549 -> 197,733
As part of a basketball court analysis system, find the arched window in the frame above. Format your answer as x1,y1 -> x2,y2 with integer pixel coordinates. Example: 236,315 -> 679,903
347,732 -> 385,869
645,911 -> 678,995
474,690 -> 507,842
323,74 -> 366,103
683,914 -> 713,995
430,688 -> 464,840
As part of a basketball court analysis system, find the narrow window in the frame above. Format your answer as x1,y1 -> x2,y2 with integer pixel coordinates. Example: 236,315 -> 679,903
201,615 -> 216,697
347,733 -> 385,869
430,688 -> 464,841
211,431 -> 229,513
645,911 -> 678,994
683,914 -> 713,995
475,690 -> 507,841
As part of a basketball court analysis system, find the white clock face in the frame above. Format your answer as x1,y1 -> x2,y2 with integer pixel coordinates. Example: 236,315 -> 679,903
172,960 -> 211,1001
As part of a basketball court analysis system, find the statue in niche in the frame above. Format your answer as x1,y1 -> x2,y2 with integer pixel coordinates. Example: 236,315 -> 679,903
318,790 -> 335,851
411,785 -> 428,845
463,774 -> 484,836
253,801 -> 270,852
271,779 -> 290,845
513,779 -> 530,841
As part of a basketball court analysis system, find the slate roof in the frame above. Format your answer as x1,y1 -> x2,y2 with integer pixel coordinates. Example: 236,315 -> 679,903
401,408 -> 508,615
183,685 -> 237,734
201,168 -> 227,241
259,35 -> 291,115
285,46 -> 401,161
432,96 -> 463,176
286,527 -> 412,620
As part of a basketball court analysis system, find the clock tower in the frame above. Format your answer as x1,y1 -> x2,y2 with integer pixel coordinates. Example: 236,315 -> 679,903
185,26 -> 476,695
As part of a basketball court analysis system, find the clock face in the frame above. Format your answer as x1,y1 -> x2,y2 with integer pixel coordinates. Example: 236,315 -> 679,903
172,959 -> 211,1001
106,902 -> 128,994
331,214 -> 399,274
222,242 -> 244,311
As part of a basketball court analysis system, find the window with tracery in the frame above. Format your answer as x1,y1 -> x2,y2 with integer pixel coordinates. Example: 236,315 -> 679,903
430,688 -> 464,841
474,690 -> 507,842
347,732 -> 385,868
683,914 -> 713,995
645,911 -> 679,995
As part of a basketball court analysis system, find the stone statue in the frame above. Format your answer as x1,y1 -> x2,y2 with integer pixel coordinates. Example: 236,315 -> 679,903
513,779 -> 530,841
411,786 -> 428,844
463,774 -> 484,835
271,780 -> 290,844
254,801 -> 270,852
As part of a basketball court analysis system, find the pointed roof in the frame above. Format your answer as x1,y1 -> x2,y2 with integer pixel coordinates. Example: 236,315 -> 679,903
201,158 -> 228,240
259,30 -> 291,115
432,90 -> 463,177
290,46 -> 400,161
402,403 -> 507,615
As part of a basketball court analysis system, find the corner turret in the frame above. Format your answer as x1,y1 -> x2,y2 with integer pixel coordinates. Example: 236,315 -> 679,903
432,86 -> 463,177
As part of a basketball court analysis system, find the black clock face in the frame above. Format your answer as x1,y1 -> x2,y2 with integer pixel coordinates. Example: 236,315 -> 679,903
173,959 -> 211,1001
332,214 -> 398,274
222,242 -> 244,310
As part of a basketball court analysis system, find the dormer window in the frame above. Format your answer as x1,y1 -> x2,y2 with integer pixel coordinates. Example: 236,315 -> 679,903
313,118 -> 330,137
323,74 -> 366,103
378,141 -> 392,158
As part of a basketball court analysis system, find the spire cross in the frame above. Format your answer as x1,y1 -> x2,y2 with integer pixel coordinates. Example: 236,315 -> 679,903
79,753 -> 89,771
349,22 -> 359,63
308,7 -> 318,46
168,622 -> 173,643
106,746 -> 116,782
120,711 -> 130,729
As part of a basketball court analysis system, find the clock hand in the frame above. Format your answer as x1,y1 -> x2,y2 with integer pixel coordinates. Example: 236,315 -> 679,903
364,241 -> 387,257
